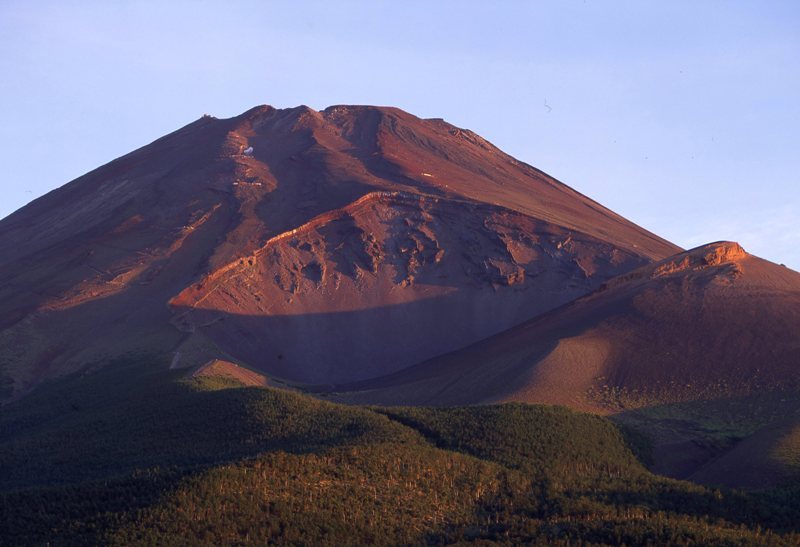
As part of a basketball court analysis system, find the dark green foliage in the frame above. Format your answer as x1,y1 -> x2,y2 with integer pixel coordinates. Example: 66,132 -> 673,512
108,444 -> 519,546
0,355 -> 416,490
1,355 -> 799,545
378,404 -> 646,480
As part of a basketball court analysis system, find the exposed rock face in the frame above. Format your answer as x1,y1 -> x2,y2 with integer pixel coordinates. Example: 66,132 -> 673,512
0,104 -> 679,398
651,241 -> 746,278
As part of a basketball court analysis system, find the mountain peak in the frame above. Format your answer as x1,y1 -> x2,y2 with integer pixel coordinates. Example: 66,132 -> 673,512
0,102 -> 679,398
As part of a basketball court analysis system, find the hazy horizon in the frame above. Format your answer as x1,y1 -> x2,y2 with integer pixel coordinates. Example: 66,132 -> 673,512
1,1 -> 797,269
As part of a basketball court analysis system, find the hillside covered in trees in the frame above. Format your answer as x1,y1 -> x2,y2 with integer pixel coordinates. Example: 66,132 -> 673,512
1,355 -> 799,545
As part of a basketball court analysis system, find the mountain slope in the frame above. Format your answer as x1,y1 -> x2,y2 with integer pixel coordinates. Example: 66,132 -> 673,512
328,242 -> 800,486
330,242 -> 800,408
0,104 -> 678,398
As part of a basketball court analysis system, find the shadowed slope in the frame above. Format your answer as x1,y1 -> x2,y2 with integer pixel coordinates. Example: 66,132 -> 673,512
329,242 -> 800,408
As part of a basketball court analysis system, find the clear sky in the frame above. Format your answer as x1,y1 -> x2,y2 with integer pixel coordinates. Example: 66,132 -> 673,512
1,1 -> 798,269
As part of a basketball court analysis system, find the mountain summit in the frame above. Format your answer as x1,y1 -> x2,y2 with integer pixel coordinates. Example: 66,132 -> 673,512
0,104 -> 678,398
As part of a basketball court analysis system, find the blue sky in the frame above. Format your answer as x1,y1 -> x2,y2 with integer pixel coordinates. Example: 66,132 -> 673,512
1,1 -> 798,269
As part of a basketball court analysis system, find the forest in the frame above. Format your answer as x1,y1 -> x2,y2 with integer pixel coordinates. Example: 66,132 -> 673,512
1,355 -> 799,545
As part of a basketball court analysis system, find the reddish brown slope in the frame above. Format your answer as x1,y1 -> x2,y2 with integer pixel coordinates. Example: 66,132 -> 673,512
0,104 -> 678,399
331,242 -> 800,409
170,191 -> 650,383
167,105 -> 678,383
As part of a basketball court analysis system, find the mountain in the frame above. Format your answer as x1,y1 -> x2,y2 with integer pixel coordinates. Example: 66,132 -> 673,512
0,104 -> 678,399
3,103 -> 800,543
329,241 -> 800,486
